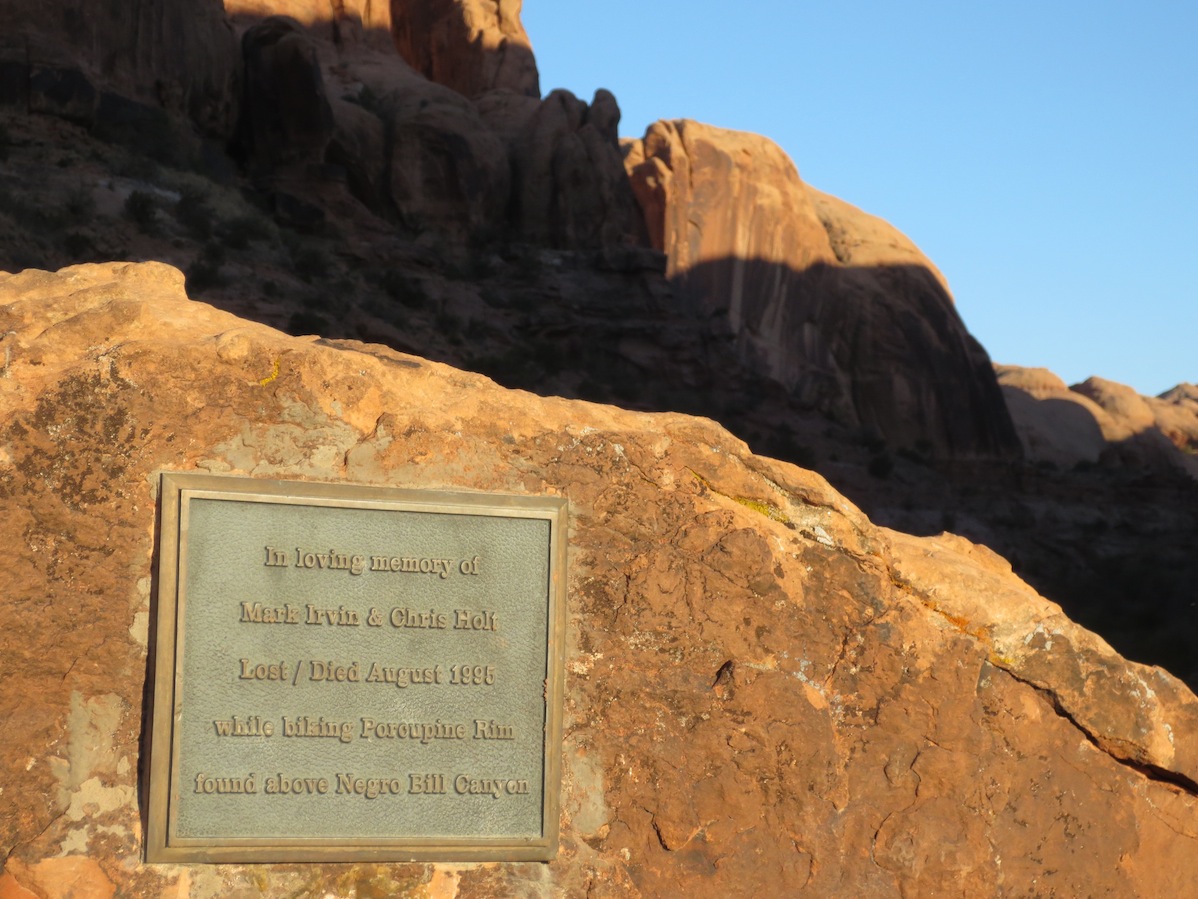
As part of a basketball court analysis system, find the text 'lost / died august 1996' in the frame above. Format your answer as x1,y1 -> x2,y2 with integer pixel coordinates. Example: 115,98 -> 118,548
146,475 -> 566,863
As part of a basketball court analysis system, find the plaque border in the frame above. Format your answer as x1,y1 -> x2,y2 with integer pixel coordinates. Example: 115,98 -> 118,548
146,472 -> 568,863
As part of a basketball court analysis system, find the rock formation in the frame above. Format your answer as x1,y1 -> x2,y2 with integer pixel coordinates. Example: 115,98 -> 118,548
236,17 -> 335,171
0,0 -> 239,138
998,365 -> 1198,479
390,0 -> 540,98
226,0 -> 395,50
2,0 -> 1016,463
2,0 -> 1194,756
2,262 -> 1198,896
625,120 -> 1020,458
478,87 -> 645,248
217,0 -> 634,247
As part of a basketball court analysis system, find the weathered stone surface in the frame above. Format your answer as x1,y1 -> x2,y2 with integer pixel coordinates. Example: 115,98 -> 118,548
226,0 -> 395,51
625,120 -> 1020,457
1073,376 -> 1198,480
996,365 -> 1121,465
385,91 -> 512,242
1158,383 -> 1198,453
999,366 -> 1198,478
2,262 -> 1197,896
479,88 -> 645,248
1073,376 -> 1157,432
808,188 -> 951,295
235,17 -> 335,170
0,0 -> 238,136
390,0 -> 540,98
625,119 -> 837,278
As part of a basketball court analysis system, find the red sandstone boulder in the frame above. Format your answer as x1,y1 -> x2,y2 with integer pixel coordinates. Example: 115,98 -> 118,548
1,262 -> 1197,897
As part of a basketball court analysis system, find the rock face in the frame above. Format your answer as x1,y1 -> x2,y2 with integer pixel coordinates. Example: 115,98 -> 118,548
236,17 -> 335,170
2,262 -> 1198,897
226,0 -> 395,49
995,365 -> 1118,465
390,0 -> 540,98
807,188 -> 951,293
221,1 -> 635,247
625,120 -> 1020,458
998,365 -> 1198,478
2,0 -> 1021,468
479,87 -> 645,248
0,0 -> 239,137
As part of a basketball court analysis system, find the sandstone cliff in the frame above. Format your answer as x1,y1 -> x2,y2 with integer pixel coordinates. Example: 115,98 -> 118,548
1,262 -> 1197,897
625,120 -> 1020,458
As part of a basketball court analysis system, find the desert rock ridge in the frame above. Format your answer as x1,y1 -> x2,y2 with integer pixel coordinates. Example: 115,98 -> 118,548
2,261 -> 1197,897
998,363 -> 1198,479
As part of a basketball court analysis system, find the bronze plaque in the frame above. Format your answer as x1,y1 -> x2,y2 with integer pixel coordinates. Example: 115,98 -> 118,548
146,473 -> 567,863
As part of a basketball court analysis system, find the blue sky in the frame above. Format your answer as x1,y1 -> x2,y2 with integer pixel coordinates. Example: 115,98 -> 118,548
524,1 -> 1196,396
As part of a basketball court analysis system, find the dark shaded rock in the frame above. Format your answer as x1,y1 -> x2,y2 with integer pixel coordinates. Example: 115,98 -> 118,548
0,37 -> 29,109
29,64 -> 95,125
92,92 -> 186,165
236,17 -> 335,171
1,0 -> 238,136
326,97 -> 388,213
386,96 -> 511,242
270,190 -> 326,231
479,88 -> 646,249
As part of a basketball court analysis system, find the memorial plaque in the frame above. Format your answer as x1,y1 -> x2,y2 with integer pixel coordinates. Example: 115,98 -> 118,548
145,473 -> 567,863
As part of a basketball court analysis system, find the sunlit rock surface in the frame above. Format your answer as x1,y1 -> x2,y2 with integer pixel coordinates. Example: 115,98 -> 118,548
1,262 -> 1196,897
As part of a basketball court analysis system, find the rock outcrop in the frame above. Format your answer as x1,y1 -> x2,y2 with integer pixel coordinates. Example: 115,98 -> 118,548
0,0 -> 239,138
998,365 -> 1198,478
236,17 -> 335,171
995,365 -> 1118,465
2,262 -> 1197,897
221,1 -> 635,247
478,87 -> 645,248
226,0 -> 395,50
390,0 -> 540,98
3,0 -> 1021,466
625,120 -> 1020,458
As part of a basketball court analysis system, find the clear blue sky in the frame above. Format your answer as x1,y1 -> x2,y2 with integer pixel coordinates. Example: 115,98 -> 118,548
524,1 -> 1196,397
